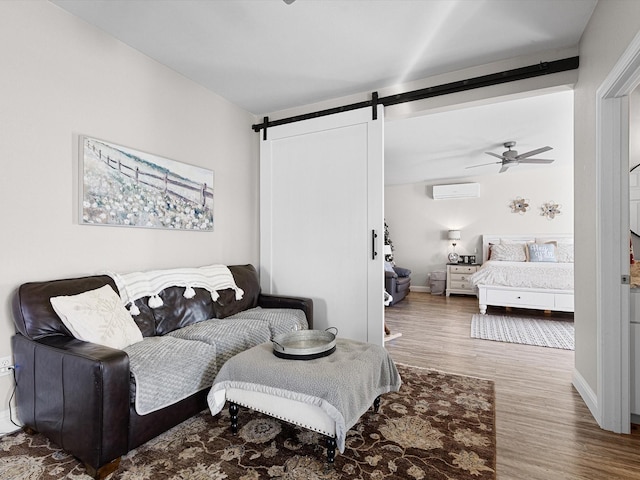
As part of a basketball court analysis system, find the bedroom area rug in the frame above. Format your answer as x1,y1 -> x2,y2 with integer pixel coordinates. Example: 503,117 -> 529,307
0,363 -> 496,480
471,314 -> 574,350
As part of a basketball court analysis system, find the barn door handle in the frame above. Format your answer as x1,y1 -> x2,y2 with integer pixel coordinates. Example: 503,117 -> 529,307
372,230 -> 378,260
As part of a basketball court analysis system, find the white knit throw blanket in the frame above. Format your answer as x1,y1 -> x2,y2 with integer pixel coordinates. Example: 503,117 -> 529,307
108,265 -> 244,314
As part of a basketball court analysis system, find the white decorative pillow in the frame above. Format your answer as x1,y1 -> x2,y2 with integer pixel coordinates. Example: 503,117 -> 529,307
490,243 -> 527,262
528,243 -> 557,262
500,239 -> 534,260
50,285 -> 143,349
556,243 -> 574,263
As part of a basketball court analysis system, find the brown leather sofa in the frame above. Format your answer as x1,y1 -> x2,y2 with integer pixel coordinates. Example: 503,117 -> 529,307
11,264 -> 312,479
385,266 -> 412,305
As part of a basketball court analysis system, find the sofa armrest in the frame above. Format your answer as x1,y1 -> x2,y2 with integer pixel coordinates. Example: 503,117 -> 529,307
12,333 -> 130,473
385,274 -> 397,293
258,294 -> 314,329
385,270 -> 398,279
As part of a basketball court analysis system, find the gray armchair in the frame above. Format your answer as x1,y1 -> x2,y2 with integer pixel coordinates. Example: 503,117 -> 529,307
385,265 -> 411,306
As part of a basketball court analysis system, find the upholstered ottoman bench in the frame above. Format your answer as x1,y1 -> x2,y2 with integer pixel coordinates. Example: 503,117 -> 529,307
207,337 -> 401,464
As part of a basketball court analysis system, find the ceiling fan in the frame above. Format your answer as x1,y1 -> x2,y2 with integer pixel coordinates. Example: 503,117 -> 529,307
467,141 -> 554,173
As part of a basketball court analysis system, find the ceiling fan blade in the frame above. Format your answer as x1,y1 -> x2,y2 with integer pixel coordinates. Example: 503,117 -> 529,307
466,161 -> 501,169
516,146 -> 552,160
519,159 -> 555,164
499,164 -> 511,173
485,151 -> 507,160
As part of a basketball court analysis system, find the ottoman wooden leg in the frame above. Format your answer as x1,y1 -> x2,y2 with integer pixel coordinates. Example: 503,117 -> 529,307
326,436 -> 337,466
373,396 -> 381,412
229,402 -> 239,434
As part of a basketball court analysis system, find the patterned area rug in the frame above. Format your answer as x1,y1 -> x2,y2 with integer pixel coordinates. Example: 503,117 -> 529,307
471,314 -> 574,350
0,363 -> 495,480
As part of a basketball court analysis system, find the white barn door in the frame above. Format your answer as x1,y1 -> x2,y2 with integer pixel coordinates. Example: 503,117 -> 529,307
260,106 -> 384,345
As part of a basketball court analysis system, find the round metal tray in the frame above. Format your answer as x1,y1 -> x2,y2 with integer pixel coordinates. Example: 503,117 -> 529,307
272,327 -> 338,360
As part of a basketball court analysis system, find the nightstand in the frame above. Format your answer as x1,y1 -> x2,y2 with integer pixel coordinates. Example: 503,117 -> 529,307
446,264 -> 480,297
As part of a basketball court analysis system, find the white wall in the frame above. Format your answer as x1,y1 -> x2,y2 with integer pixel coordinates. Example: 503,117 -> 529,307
631,89 -> 640,256
0,1 -> 258,431
574,0 -> 640,397
385,166 -> 574,287
631,89 -> 640,171
269,46 -> 578,125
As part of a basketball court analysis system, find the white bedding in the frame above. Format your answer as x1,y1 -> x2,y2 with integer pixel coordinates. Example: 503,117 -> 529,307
469,260 -> 574,291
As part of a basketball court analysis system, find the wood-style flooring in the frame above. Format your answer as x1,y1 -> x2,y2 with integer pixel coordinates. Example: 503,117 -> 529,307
383,292 -> 640,480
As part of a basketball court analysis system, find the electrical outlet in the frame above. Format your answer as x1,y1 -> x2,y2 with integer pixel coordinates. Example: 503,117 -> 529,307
0,356 -> 13,377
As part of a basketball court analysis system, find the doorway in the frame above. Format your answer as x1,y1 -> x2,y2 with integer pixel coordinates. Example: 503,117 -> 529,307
595,29 -> 640,433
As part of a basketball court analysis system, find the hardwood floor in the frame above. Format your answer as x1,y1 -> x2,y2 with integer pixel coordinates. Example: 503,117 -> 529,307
384,292 -> 640,480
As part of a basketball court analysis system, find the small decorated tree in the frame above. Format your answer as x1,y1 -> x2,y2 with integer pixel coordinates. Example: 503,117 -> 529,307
384,221 -> 394,262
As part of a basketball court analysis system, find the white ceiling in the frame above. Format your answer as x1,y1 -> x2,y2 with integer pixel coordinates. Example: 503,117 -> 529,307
385,89 -> 575,184
51,0 -> 595,183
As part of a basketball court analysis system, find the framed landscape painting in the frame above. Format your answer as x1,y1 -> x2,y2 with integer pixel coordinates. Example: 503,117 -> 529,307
80,136 -> 214,231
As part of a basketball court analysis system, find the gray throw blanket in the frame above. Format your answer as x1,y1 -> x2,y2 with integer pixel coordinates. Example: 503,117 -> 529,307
208,338 -> 401,452
125,336 -> 217,415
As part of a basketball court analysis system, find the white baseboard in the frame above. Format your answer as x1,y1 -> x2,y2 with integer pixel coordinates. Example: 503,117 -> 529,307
410,286 -> 429,293
572,367 -> 599,424
0,407 -> 21,436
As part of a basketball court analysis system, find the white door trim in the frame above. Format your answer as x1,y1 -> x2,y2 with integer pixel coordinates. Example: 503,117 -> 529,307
595,29 -> 640,433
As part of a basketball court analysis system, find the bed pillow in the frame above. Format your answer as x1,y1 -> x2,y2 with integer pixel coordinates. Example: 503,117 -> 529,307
528,243 -> 557,262
535,239 -> 558,246
50,284 -> 143,349
490,243 -> 527,262
556,243 -> 574,263
500,239 -> 534,261
531,240 -> 557,261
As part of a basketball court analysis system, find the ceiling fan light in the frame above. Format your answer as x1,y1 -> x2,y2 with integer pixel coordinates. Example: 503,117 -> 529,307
473,141 -> 555,173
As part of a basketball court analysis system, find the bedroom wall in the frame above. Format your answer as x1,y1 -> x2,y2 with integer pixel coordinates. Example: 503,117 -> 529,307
0,1 -> 258,432
631,89 -> 640,257
385,165 -> 574,289
574,0 -> 640,400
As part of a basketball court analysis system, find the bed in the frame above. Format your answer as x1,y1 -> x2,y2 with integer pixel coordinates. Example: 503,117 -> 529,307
469,234 -> 574,314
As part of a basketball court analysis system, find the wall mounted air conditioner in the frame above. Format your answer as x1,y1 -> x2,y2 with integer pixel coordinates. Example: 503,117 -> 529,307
432,182 -> 480,200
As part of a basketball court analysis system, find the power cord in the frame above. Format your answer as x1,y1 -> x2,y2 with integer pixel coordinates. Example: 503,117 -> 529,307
7,366 -> 21,428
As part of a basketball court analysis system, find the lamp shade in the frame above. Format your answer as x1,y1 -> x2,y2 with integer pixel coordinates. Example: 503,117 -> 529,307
383,244 -> 393,255
448,230 -> 461,241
